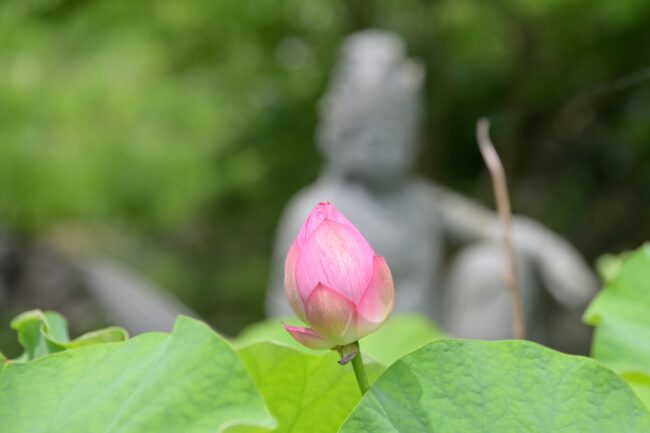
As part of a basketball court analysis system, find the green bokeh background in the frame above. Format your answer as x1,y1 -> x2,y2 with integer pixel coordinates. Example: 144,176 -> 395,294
1,0 -> 649,336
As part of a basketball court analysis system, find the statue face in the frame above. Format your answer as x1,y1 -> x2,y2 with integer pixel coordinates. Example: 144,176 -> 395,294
316,30 -> 424,190
320,107 -> 420,189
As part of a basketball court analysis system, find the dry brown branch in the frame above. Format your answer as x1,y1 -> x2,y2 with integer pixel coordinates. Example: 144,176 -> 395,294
476,118 -> 526,339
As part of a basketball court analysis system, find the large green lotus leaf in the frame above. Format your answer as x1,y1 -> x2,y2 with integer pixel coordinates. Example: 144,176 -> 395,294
0,316 -> 275,433
10,310 -> 70,360
229,342 -> 381,433
234,314 -> 444,366
584,244 -> 650,376
622,373 -> 650,409
340,339 -> 650,433
9,309 -> 127,360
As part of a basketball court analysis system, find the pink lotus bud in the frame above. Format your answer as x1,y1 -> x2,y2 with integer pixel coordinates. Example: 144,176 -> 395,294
282,202 -> 394,349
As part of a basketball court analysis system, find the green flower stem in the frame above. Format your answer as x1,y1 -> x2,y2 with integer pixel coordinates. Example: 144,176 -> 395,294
351,341 -> 370,395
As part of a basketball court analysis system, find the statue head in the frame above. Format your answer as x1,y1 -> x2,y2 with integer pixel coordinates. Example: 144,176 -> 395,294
317,30 -> 425,190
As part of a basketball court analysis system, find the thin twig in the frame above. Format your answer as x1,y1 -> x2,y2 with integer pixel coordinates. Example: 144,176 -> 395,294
476,118 -> 526,340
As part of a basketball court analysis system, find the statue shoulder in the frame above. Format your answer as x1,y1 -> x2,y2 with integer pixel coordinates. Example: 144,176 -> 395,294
274,182 -> 332,249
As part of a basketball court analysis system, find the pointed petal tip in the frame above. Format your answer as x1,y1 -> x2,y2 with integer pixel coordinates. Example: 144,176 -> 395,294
282,323 -> 333,350
298,202 -> 360,245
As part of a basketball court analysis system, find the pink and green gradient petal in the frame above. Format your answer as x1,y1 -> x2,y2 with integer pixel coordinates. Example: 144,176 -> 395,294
282,323 -> 334,350
356,256 -> 395,337
305,283 -> 357,344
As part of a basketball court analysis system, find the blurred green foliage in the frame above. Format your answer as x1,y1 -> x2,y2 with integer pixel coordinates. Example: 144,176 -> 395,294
584,244 -> 650,407
0,0 -> 649,334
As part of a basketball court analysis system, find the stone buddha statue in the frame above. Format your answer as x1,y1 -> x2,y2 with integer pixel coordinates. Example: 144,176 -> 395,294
266,30 -> 598,342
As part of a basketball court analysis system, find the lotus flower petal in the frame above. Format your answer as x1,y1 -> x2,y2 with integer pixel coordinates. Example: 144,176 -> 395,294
305,283 -> 357,343
295,221 -> 374,302
296,202 -> 358,247
284,241 -> 307,322
356,256 -> 395,337
282,323 -> 333,350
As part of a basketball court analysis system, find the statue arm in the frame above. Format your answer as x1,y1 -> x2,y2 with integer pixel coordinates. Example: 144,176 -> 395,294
509,218 -> 599,308
424,182 -> 599,307
421,182 -> 501,244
